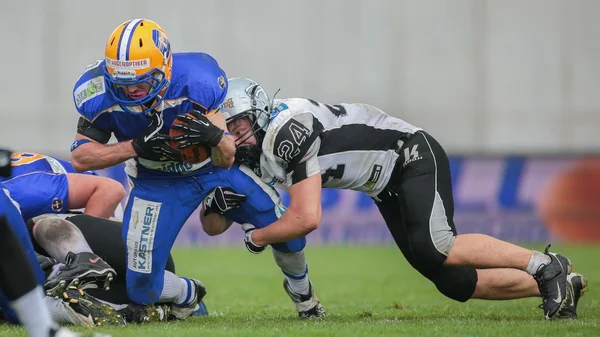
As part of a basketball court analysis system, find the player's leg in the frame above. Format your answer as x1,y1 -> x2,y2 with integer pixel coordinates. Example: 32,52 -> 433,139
66,173 -> 126,219
121,176 -> 204,316
380,131 -> 573,319
271,239 -> 325,318
29,215 -> 115,296
30,213 -> 182,323
0,204 -> 56,336
63,214 -> 175,310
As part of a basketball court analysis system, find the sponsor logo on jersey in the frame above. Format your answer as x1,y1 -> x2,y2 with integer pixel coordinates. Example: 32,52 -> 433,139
51,198 -> 63,212
267,176 -> 285,187
151,29 -> 171,59
363,164 -> 382,189
270,103 -> 288,120
84,60 -> 103,71
156,161 -> 198,174
218,76 -> 226,89
74,76 -> 106,108
403,144 -> 422,167
127,198 -> 160,274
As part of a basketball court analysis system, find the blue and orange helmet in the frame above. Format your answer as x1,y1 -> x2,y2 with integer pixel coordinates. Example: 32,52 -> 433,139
104,19 -> 172,115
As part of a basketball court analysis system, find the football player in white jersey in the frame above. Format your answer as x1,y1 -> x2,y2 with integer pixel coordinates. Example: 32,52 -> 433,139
205,77 -> 587,320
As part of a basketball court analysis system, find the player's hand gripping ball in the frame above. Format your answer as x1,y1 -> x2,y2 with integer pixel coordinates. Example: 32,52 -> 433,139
169,112 -> 212,164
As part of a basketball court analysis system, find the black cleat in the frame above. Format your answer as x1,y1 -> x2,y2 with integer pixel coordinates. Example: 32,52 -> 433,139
283,279 -> 326,319
61,286 -> 126,326
533,245 -> 572,320
45,252 -> 115,298
118,303 -> 171,323
557,273 -> 588,319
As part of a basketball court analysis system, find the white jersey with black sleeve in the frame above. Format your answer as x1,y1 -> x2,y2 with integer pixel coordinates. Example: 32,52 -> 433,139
259,98 -> 423,197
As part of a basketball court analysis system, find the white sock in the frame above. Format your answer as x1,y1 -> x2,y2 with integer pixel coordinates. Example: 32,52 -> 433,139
525,250 -> 552,275
286,274 -> 310,296
272,250 -> 311,295
159,271 -> 195,305
10,287 -> 56,337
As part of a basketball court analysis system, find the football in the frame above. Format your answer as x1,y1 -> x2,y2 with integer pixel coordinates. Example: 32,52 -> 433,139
169,114 -> 211,164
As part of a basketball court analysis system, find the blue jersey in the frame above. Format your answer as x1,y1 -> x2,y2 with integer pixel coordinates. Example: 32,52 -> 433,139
73,52 -> 228,178
0,152 -> 96,221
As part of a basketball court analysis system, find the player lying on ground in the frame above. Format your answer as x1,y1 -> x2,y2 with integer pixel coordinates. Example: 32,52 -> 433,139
28,213 -> 208,324
0,149 -> 110,337
1,152 -> 126,295
182,77 -> 588,320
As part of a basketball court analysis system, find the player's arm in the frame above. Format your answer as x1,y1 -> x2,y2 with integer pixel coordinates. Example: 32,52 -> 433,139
71,113 -> 176,172
251,174 -> 322,247
246,115 -> 324,248
70,132 -> 136,172
66,173 -> 126,219
207,111 -> 236,168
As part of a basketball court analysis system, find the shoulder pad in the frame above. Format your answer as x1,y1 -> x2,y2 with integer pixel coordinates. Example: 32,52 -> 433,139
263,110 -> 322,173
173,52 -> 228,113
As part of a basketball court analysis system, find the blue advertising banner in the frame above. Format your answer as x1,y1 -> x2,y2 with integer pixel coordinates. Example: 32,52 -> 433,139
96,156 -> 600,245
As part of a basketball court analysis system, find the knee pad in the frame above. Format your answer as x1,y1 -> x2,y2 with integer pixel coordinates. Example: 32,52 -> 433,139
126,271 -> 162,305
428,266 -> 478,303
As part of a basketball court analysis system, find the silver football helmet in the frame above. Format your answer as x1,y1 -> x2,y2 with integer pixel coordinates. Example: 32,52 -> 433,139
221,77 -> 271,144
221,77 -> 273,170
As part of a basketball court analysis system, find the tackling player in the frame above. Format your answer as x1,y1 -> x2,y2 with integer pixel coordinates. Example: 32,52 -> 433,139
198,77 -> 587,320
69,18 -> 236,317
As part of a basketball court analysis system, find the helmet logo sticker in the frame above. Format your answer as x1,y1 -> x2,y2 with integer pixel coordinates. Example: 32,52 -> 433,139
105,58 -> 150,70
151,29 -> 171,60
221,98 -> 235,109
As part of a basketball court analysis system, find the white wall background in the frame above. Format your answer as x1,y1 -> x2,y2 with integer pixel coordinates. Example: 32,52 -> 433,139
0,0 -> 598,155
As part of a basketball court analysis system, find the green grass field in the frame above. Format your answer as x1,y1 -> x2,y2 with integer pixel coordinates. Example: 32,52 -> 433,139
2,244 -> 599,336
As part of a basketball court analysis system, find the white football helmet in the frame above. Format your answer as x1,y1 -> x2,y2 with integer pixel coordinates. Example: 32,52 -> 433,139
221,77 -> 271,145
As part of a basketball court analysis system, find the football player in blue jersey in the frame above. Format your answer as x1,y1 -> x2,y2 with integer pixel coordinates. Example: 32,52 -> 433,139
0,149 -> 111,337
1,152 -> 125,222
69,18 -> 236,318
0,151 -> 122,301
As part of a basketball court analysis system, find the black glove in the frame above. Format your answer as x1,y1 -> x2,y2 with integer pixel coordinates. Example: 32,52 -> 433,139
241,223 -> 266,254
36,252 -> 58,278
0,149 -> 12,178
171,110 -> 224,149
203,187 -> 247,216
131,112 -> 182,161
